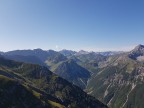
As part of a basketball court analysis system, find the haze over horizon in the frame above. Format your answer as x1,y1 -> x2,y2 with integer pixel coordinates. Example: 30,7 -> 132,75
0,0 -> 144,52
0,45 -> 139,52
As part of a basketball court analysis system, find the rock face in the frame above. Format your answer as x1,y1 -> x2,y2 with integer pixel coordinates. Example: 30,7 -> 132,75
0,57 -> 107,108
129,44 -> 144,60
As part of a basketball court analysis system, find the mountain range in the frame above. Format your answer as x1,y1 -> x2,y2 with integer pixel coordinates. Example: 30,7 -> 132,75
1,44 -> 144,108
0,49 -> 120,89
0,56 -> 107,108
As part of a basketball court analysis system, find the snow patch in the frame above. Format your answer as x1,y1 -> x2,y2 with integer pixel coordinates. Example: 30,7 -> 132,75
104,84 -> 111,98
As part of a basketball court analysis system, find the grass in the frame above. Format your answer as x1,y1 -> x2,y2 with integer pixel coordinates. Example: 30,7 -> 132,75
48,100 -> 65,108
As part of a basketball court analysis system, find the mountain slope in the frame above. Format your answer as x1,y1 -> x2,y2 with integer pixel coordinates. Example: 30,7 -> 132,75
3,55 -> 45,66
59,50 -> 76,57
45,50 -> 67,66
86,45 -> 144,108
2,49 -> 67,67
3,49 -> 49,62
0,74 -> 65,108
0,75 -> 46,108
53,59 -> 91,89
0,57 -> 107,108
75,52 -> 106,63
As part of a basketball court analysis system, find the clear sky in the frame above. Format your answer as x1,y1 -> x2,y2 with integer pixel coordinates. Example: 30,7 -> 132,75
0,0 -> 144,52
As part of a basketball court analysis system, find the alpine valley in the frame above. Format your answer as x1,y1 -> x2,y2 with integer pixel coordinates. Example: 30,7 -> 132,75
1,44 -> 144,108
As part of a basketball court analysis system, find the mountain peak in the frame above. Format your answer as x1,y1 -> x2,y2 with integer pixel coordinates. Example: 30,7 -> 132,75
129,44 -> 144,59
76,50 -> 89,55
59,49 -> 76,56
34,48 -> 43,50
133,44 -> 144,51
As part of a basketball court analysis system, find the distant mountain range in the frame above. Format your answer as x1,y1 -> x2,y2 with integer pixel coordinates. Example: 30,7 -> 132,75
0,48 -> 122,89
59,50 -> 123,57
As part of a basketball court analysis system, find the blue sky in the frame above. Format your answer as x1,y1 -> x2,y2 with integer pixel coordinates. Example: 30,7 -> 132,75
0,0 -> 144,52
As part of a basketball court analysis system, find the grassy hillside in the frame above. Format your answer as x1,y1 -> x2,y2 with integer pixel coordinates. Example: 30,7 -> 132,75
0,75 -> 64,108
0,57 -> 107,108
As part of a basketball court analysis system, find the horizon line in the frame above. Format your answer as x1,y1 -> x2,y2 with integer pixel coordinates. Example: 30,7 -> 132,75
0,46 -> 137,53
